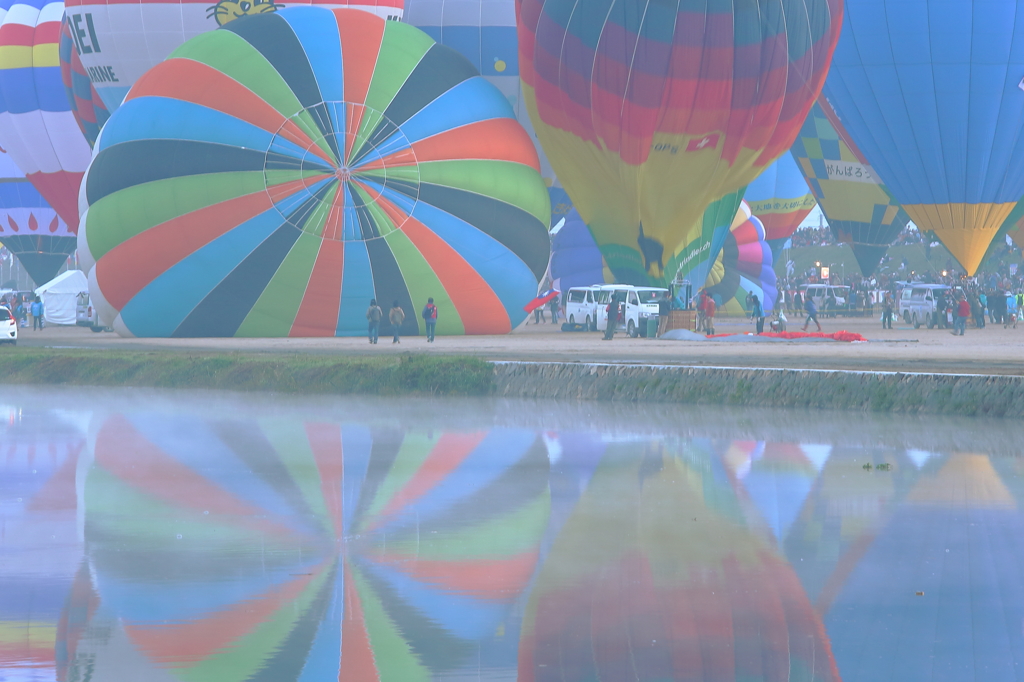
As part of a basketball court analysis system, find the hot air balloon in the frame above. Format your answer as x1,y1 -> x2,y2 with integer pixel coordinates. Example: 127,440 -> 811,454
518,442 -> 841,682
79,7 -> 551,338
59,13 -> 109,147
61,0 -> 404,117
820,1 -> 1024,276
73,410 -> 549,681
549,209 -> 604,292
0,0 -> 92,231
744,154 -> 816,260
0,149 -> 77,285
403,0 -> 570,230
673,190 -> 745,295
517,0 -> 842,286
789,98 -> 909,276
706,202 -> 778,314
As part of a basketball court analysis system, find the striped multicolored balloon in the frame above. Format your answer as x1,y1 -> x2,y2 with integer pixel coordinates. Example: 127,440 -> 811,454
80,7 -> 551,338
0,0 -> 92,231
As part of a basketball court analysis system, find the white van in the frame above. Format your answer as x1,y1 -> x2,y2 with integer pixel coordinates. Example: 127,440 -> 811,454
801,285 -> 850,317
634,287 -> 670,336
564,286 -> 602,330
899,284 -> 950,328
594,285 -> 669,337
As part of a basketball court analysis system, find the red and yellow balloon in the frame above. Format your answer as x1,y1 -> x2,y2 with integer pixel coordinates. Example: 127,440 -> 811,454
517,0 -> 842,285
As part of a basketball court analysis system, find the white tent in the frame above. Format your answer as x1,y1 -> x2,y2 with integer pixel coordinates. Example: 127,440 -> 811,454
34,270 -> 88,325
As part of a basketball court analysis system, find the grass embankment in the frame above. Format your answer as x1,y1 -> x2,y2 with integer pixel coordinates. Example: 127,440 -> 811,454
0,350 -> 495,396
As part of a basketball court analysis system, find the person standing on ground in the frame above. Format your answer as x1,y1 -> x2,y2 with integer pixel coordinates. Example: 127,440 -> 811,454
603,295 -> 620,340
548,295 -> 559,324
751,294 -> 764,334
389,300 -> 405,344
695,289 -> 707,333
421,297 -> 437,342
882,293 -> 894,329
657,291 -> 671,336
802,295 -> 821,332
953,294 -> 970,336
703,295 -> 716,336
31,297 -> 43,330
366,298 -> 382,344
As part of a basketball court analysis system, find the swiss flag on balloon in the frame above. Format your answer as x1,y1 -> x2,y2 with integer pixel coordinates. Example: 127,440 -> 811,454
686,134 -> 720,151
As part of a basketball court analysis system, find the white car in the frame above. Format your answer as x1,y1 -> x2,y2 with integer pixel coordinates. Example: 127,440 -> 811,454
76,292 -> 110,332
0,306 -> 16,345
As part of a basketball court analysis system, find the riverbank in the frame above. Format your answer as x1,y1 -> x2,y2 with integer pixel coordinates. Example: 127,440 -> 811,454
13,318 -> 1024,375
2,348 -> 1023,417
0,350 -> 495,396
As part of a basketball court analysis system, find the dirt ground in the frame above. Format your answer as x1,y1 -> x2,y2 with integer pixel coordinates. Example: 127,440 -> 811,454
12,313 -> 1024,376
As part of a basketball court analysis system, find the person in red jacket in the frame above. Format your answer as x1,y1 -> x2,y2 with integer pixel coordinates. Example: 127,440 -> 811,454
953,294 -> 970,336
703,295 -> 716,336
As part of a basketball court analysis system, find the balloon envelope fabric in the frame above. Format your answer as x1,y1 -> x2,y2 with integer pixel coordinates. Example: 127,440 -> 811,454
517,0 -> 842,286
80,8 -> 551,338
0,149 -> 76,285
61,0 -> 404,117
789,97 -> 909,277
59,12 -> 109,147
0,0 -> 92,232
744,154 -> 816,258
821,0 -> 1024,275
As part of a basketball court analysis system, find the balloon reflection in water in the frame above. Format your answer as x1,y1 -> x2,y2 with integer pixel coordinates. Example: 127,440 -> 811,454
76,413 -> 550,680
0,404 -> 85,679
518,441 -> 840,682
827,453 -> 1024,680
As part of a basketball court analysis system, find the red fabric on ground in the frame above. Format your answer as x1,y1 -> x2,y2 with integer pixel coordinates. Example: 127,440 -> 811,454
705,331 -> 867,342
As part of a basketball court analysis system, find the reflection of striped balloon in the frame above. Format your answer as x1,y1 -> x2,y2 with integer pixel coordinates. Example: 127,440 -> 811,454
80,412 -> 549,680
58,13 -> 108,147
80,8 -> 550,338
519,446 -> 839,682
0,0 -> 92,231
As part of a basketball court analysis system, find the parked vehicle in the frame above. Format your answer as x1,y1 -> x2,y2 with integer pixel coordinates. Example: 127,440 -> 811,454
899,284 -> 950,328
564,286 -> 602,331
0,306 -> 16,345
634,287 -> 670,336
76,292 -> 109,332
801,285 -> 850,317
594,285 -> 669,337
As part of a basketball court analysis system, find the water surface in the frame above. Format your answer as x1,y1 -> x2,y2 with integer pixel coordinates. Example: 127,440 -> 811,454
1,387 -> 1021,682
